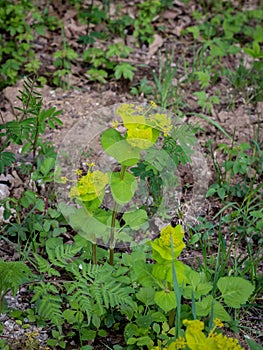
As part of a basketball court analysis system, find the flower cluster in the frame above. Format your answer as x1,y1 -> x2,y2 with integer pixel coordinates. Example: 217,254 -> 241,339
167,319 -> 244,350
69,169 -> 108,202
149,112 -> 173,136
115,103 -> 172,150
159,224 -> 185,249
151,224 -> 186,261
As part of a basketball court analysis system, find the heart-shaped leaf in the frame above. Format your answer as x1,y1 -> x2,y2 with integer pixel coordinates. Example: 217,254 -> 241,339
101,128 -> 140,166
217,276 -> 255,308
154,290 -> 176,312
109,171 -> 137,204
123,209 -> 148,229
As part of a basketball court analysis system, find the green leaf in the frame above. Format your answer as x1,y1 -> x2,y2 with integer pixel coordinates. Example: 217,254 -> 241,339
206,187 -> 217,197
101,128 -> 140,166
186,26 -> 200,40
0,152 -> 16,173
136,287 -> 155,306
114,63 -> 136,81
92,313 -> 101,329
154,290 -> 177,312
123,209 -> 148,229
133,260 -> 160,288
136,336 -> 154,347
151,311 -> 167,323
81,329 -> 97,341
183,271 -> 212,299
124,323 -> 138,341
195,71 -> 210,88
62,309 -> 76,324
217,187 -> 226,200
68,207 -> 110,243
136,314 -> 153,328
217,277 -> 255,308
195,295 -> 232,321
245,338 -> 263,350
152,260 -> 189,286
40,157 -> 55,176
21,142 -> 31,153
101,128 -> 122,151
127,337 -> 137,345
109,171 -> 137,204
87,68 -> 108,83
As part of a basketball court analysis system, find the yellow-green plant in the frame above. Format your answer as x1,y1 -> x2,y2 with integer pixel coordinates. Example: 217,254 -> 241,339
61,102 -> 181,266
152,318 -> 244,350
167,318 -> 244,350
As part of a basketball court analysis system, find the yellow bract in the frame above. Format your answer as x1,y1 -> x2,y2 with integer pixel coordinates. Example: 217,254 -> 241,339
116,103 -> 173,150
70,170 -> 108,202
167,319 -> 244,350
159,224 -> 185,250
184,320 -> 208,350
151,224 -> 186,261
126,123 -> 154,149
213,318 -> 224,328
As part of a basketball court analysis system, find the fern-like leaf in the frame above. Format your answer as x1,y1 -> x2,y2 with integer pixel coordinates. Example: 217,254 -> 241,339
0,259 -> 33,297
34,253 -> 61,277
46,238 -> 81,268
32,282 -> 63,330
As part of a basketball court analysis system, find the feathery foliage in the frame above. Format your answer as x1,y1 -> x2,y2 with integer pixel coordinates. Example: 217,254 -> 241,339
0,260 -> 34,312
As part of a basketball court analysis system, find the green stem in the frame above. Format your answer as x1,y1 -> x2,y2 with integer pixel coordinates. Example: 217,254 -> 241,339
109,165 -> 127,266
167,281 -> 175,328
109,201 -> 118,266
169,308 -> 175,328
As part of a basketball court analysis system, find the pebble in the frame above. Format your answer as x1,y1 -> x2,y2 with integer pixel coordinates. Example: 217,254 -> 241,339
0,291 -> 49,348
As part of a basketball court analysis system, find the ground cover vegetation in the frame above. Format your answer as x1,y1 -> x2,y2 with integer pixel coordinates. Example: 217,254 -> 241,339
0,0 -> 262,349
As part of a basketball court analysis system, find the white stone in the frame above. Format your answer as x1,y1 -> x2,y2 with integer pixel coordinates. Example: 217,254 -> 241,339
0,184 -> 10,200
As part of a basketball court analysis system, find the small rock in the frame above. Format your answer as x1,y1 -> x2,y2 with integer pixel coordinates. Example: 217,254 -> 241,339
0,184 -> 10,200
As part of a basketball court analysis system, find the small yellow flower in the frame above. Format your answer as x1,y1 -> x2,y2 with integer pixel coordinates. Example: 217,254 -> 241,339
168,336 -> 187,349
112,119 -> 119,128
150,101 -> 157,108
152,113 -> 172,136
209,318 -> 225,338
86,162 -> 95,167
75,169 -> 83,176
70,170 -> 108,202
61,176 -> 68,184
183,319 -> 205,333
213,318 -> 224,328
167,319 -> 244,350
212,333 -> 244,350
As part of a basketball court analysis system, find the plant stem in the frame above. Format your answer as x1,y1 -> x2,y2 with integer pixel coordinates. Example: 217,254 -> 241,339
109,200 -> 118,266
109,165 -> 127,265
167,281 -> 175,327
169,308 -> 175,328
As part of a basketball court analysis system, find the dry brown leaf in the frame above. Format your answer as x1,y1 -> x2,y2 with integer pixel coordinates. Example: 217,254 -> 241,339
163,9 -> 182,20
146,34 -> 163,63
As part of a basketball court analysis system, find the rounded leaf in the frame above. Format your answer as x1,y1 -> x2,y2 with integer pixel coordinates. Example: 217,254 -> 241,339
217,276 -> 255,308
109,171 -> 137,204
